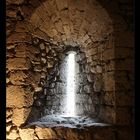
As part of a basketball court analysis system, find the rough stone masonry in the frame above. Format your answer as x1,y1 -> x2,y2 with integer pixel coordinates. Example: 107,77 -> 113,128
6,0 -> 134,139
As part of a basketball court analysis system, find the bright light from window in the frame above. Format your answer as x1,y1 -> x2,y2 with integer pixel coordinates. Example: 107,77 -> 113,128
65,52 -> 76,117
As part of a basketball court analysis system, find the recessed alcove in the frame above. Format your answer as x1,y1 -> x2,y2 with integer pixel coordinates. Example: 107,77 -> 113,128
23,46 -> 109,129
6,0 -> 134,139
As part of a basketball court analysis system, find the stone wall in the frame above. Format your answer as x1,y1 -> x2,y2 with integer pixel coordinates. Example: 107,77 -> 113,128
6,0 -> 134,140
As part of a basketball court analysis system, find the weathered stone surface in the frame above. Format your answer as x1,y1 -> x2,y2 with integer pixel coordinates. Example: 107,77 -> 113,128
6,0 -> 24,5
26,72 -> 41,88
6,85 -> 33,108
86,47 -> 98,57
7,127 -> 19,139
27,45 -> 40,54
7,58 -> 31,70
102,48 -> 115,60
6,0 -> 134,139
99,106 -> 116,123
7,44 -> 15,50
6,122 -> 12,132
6,116 -> 12,123
35,127 -> 57,139
12,108 -> 31,126
87,73 -> 94,82
39,43 -> 45,50
96,65 -> 102,73
15,22 -> 29,33
94,74 -> 103,92
41,57 -> 47,64
103,60 -> 115,72
7,10 -> 17,18
7,33 -> 31,44
90,66 -> 96,73
6,51 -> 15,57
101,91 -> 115,105
6,108 -> 13,118
103,72 -> 115,91
9,71 -> 27,85
54,20 -> 64,34
6,78 -> 10,84
56,0 -> 68,11
15,44 -> 27,57
19,128 -> 34,140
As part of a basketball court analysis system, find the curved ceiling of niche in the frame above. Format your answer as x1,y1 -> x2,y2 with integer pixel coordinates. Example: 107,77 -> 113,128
27,0 -> 113,47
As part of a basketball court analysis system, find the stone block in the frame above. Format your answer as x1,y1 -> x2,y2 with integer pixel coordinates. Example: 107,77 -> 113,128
96,65 -> 102,73
60,9 -> 70,25
6,78 -> 10,84
12,108 -> 31,126
6,85 -> 33,108
102,48 -> 115,60
35,127 -> 57,139
6,0 -> 24,5
19,128 -> 34,140
54,20 -> 64,33
27,24 -> 50,42
101,91 -> 115,105
7,58 -> 31,70
6,10 -> 17,18
86,47 -> 98,57
6,116 -> 12,123
7,127 -> 19,139
15,44 -> 27,58
7,33 -> 31,44
82,34 -> 90,43
103,60 -> 115,72
30,13 -> 42,28
25,71 -> 41,89
7,44 -> 16,50
43,0 -> 57,16
15,21 -> 29,33
90,66 -> 96,73
35,5 -> 49,21
63,25 -> 71,37
56,0 -> 68,11
39,43 -> 45,50
99,105 -> 116,123
6,51 -> 15,58
87,73 -> 94,82
93,74 -> 103,92
26,45 -> 40,54
103,72 -> 115,91
6,108 -> 13,118
6,122 -> 12,132
9,71 -> 27,85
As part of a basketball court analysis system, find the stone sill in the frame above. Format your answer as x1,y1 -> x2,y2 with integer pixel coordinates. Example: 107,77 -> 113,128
22,115 -> 112,129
